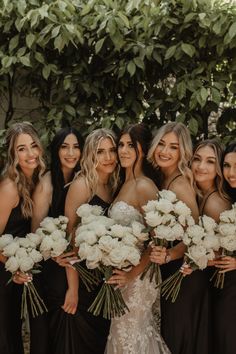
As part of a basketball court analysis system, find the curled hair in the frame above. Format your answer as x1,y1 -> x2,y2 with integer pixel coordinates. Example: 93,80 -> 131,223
192,139 -> 228,200
118,123 -> 158,183
2,122 -> 46,218
50,127 -> 84,215
75,128 -> 119,198
148,122 -> 193,186
222,141 -> 236,203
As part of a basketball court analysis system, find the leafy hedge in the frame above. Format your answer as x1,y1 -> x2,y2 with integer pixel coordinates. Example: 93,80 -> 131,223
0,0 -> 235,151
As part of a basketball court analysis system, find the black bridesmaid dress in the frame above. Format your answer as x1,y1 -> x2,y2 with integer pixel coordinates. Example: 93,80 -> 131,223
44,193 -> 110,354
0,200 -> 48,354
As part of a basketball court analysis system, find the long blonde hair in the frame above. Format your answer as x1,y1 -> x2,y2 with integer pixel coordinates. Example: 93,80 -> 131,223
75,128 -> 119,197
148,122 -> 193,185
2,122 -> 46,218
191,139 -> 228,200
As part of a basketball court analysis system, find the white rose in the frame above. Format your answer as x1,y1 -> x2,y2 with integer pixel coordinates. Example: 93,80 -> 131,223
5,256 -> 19,273
142,200 -> 158,213
40,236 -> 54,252
171,224 -> 184,240
123,234 -> 138,246
98,236 -> 118,253
220,209 -> 236,223
156,199 -> 174,214
40,218 -> 58,233
15,248 -> 28,259
155,225 -> 174,241
218,224 -> 236,237
158,190 -> 177,203
86,245 -> 102,269
194,256 -> 208,270
162,214 -> 176,226
186,216 -> 195,227
78,243 -> 92,260
220,235 -> 236,252
51,230 -> 66,241
0,234 -> 13,250
84,231 -> 98,245
201,215 -> 217,232
18,238 -> 35,248
107,246 -> 126,267
145,211 -> 163,227
35,228 -> 46,238
110,224 -> 129,238
95,224 -> 109,237
29,249 -> 43,263
174,201 -> 191,217
51,239 -> 68,257
187,225 -> 205,240
18,256 -> 34,272
26,233 -> 42,246
203,235 -> 220,251
3,241 -> 20,257
126,247 -> 141,266
58,215 -> 69,224
182,233 -> 192,246
188,245 -> 207,260
131,221 -> 149,242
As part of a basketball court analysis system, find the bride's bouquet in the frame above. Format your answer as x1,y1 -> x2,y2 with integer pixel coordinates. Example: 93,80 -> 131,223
211,203 -> 236,288
0,233 -> 47,318
141,190 -> 193,284
161,215 -> 219,302
75,204 -> 149,319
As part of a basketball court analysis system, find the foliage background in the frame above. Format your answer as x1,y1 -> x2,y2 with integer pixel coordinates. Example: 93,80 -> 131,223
0,0 -> 235,159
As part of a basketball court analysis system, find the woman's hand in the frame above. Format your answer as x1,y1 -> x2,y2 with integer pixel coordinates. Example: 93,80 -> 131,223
180,262 -> 193,276
0,252 -> 7,264
53,251 -> 78,268
107,269 -> 134,288
214,256 -> 236,273
150,246 -> 167,265
13,271 -> 32,284
61,287 -> 78,314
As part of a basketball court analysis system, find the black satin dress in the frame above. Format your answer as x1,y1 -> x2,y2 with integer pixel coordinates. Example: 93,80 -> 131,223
44,194 -> 110,354
0,201 -> 48,354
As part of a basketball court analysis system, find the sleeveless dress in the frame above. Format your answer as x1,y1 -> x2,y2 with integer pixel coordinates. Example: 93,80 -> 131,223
0,200 -> 48,354
106,201 -> 171,354
159,176 -> 209,354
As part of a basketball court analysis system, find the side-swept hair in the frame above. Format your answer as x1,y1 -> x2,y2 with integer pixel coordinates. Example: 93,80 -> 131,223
222,141 -> 236,203
148,122 -> 193,185
192,139 -> 228,200
75,128 -> 119,198
2,122 -> 46,218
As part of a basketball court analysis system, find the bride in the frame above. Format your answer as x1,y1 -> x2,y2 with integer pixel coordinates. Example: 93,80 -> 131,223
106,123 -> 170,354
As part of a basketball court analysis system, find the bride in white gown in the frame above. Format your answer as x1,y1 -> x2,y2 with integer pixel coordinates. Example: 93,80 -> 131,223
105,124 -> 171,354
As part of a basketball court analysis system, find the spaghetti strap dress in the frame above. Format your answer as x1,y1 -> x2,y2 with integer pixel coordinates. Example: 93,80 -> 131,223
0,200 -> 48,354
159,176 -> 209,354
44,194 -> 110,354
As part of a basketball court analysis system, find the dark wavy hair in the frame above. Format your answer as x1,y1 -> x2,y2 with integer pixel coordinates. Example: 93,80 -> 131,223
222,141 -> 236,203
50,127 -> 84,215
118,123 -> 158,184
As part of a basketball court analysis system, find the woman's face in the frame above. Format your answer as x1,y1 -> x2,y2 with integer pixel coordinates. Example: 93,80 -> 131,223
118,133 -> 142,169
15,133 -> 41,176
191,145 -> 217,187
96,137 -> 117,175
154,132 -> 180,171
223,152 -> 236,188
58,133 -> 81,172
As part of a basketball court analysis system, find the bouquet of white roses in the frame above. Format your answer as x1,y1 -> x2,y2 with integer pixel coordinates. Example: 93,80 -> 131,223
0,233 -> 47,318
142,190 -> 193,284
211,203 -> 236,288
161,215 -> 219,302
75,204 -> 149,319
35,216 -> 69,260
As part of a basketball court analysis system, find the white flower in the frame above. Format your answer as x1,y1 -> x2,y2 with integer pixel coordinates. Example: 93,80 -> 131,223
220,209 -> 236,223
98,236 -> 118,253
145,211 -> 163,227
203,235 -> 220,251
18,256 -> 34,272
126,247 -> 140,266
78,243 -> 92,260
187,225 -> 205,240
218,224 -> 236,237
40,236 -> 54,253
29,249 -> 43,263
0,234 -> 14,250
40,218 -> 58,233
86,245 -> 103,269
220,235 -> 236,252
183,233 -> 192,246
155,225 -> 174,241
51,239 -> 68,257
77,204 -> 103,218
15,248 -> 28,259
171,224 -> 184,240
201,215 -> 217,232
142,200 -> 158,213
95,224 -> 109,237
174,200 -> 191,217
155,199 -> 174,214
110,224 -> 129,239
58,215 -> 69,224
26,233 -> 42,246
51,230 -> 66,241
131,221 -> 149,242
158,190 -> 177,203
123,234 -> 138,246
188,245 -> 207,260
5,256 -> 19,273
162,214 -> 176,226
84,231 -> 98,245
107,247 -> 126,268
3,241 -> 19,257
18,238 -> 35,249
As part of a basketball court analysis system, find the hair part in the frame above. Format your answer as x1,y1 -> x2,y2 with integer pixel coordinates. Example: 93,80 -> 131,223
222,141 -> 236,203
2,121 -> 46,218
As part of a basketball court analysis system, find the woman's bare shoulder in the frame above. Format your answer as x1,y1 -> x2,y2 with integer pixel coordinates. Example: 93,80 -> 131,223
204,192 -> 231,221
0,178 -> 18,206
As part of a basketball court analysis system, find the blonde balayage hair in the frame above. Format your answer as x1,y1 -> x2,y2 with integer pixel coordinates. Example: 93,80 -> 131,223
191,139 -> 228,200
148,122 -> 193,184
2,122 -> 46,218
76,128 -> 119,197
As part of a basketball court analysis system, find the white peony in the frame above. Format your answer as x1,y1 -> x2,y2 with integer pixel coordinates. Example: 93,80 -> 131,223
18,256 -> 34,272
5,256 -> 19,273
174,201 -> 191,217
220,235 -> 236,252
51,239 -> 68,257
131,221 -> 149,242
155,199 -> 174,214
51,230 -> 66,241
171,224 -> 184,240
29,249 -> 43,263
98,236 -> 118,253
0,234 -> 13,250
78,243 -> 92,260
187,225 -> 205,240
203,235 -> 220,251
110,224 -> 129,239
218,223 -> 236,237
158,190 -> 177,203
26,233 -> 42,246
201,215 -> 217,233
220,208 -> 236,223
123,234 -> 138,246
145,211 -> 163,227
142,200 -> 158,213
86,245 -> 103,269
15,248 -> 28,259
3,241 -> 19,257
84,231 -> 98,245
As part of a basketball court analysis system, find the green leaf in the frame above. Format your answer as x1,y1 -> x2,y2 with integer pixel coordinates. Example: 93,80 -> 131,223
165,45 -> 177,60
95,37 -> 106,54
181,43 -> 195,57
229,22 -> 236,40
176,113 -> 186,123
1,56 -> 13,68
211,87 -> 221,104
133,57 -> 144,70
127,61 -> 136,76
35,51 -> 45,64
200,87 -> 208,105
188,117 -> 198,135
19,55 -> 31,67
51,25 -> 61,39
17,47 -> 27,57
117,11 -> 129,28
26,33 -> 35,48
153,50 -> 162,65
42,65 -> 51,80
65,104 -> 76,117
9,35 -> 19,52
177,81 -> 186,100
54,35 -> 65,52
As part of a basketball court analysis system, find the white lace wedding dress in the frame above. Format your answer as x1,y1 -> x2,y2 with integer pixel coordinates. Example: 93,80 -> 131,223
105,202 -> 171,354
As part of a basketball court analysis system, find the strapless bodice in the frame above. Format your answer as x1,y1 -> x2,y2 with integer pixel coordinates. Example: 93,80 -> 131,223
109,201 -> 143,226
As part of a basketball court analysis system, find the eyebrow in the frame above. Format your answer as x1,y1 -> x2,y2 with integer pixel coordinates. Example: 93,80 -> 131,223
160,139 -> 179,146
16,142 -> 36,148
61,142 -> 79,145
195,153 -> 216,159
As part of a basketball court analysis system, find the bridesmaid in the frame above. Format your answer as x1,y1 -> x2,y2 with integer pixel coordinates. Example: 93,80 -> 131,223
212,141 -> 236,354
148,122 -> 208,354
32,127 -> 84,354
64,128 -> 119,354
0,122 -> 46,354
